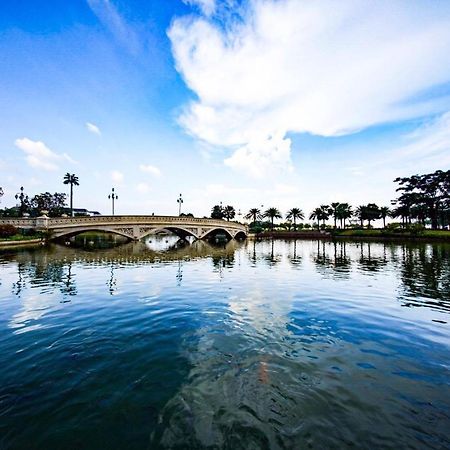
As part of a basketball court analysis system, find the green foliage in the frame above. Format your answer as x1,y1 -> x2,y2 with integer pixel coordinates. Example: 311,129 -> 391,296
211,205 -> 224,219
386,222 -> 402,232
0,224 -> 17,238
393,169 -> 450,229
406,223 -> 425,235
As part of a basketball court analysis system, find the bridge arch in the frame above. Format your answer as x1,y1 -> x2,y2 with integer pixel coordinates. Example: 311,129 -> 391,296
140,226 -> 199,241
51,227 -> 134,241
201,227 -> 234,241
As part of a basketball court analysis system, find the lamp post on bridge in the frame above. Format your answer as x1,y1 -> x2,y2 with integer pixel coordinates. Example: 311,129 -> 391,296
177,193 -> 183,216
108,188 -> 118,216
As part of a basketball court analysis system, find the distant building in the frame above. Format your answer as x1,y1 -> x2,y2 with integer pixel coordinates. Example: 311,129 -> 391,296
73,208 -> 101,216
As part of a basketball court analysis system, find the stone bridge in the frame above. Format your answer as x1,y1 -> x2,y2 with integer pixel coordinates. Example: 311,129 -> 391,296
0,215 -> 248,241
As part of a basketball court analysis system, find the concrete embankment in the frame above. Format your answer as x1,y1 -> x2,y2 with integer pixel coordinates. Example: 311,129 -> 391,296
0,239 -> 44,248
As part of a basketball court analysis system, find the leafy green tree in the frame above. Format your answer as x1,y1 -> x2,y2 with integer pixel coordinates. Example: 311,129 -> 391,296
394,169 -> 450,229
365,203 -> 381,227
211,205 -> 224,219
30,192 -> 67,216
245,208 -> 262,222
263,207 -> 282,230
63,173 -> 79,217
286,208 -> 304,230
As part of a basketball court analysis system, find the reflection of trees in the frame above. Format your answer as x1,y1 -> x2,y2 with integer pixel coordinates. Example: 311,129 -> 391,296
12,262 -> 27,296
107,261 -> 117,295
356,242 -> 388,273
287,240 -> 302,268
397,244 -> 450,310
263,239 -> 282,266
312,240 -> 334,276
61,261 -> 77,298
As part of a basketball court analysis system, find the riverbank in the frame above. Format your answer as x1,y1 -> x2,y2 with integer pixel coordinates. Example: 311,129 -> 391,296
249,229 -> 450,242
0,234 -> 45,248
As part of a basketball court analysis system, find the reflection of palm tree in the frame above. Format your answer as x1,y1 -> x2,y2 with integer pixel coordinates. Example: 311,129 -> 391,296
263,207 -> 282,230
63,173 -> 79,217
286,208 -> 304,230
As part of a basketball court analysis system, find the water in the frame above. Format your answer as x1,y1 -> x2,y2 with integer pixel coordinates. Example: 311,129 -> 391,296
0,238 -> 449,449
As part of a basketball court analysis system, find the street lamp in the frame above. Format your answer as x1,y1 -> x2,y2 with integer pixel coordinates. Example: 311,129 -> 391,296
15,186 -> 29,216
177,193 -> 183,216
108,187 -> 118,216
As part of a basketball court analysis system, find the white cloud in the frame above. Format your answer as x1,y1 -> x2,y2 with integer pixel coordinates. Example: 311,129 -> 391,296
169,0 -> 450,176
14,138 -> 75,171
139,164 -> 161,177
224,133 -> 293,178
136,182 -> 151,193
111,170 -> 124,183
86,122 -> 101,135
183,0 -> 216,16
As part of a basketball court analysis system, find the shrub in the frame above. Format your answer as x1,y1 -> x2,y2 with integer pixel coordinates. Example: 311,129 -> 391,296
386,222 -> 402,232
0,224 -> 18,238
406,223 -> 425,235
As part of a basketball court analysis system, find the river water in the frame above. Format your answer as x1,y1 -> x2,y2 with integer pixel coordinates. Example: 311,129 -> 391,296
0,237 -> 449,449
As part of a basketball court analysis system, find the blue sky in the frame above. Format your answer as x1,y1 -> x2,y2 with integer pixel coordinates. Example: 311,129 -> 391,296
1,0 -> 449,218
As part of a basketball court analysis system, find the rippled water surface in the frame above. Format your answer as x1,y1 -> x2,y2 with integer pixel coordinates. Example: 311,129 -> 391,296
1,238 -> 449,449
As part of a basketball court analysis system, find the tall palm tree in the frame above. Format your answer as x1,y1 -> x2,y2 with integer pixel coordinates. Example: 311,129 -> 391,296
380,206 -> 390,228
337,203 -> 352,229
263,207 -> 282,230
286,208 -> 304,230
222,205 -> 236,221
63,173 -> 79,217
330,202 -> 341,228
354,206 -> 366,228
309,206 -> 329,230
245,208 -> 262,223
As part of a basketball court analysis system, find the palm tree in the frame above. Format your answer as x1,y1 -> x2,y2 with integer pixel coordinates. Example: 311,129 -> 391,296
354,206 -> 366,227
63,173 -> 79,217
286,208 -> 304,230
263,207 -> 282,230
309,206 -> 329,230
330,202 -> 341,228
245,208 -> 262,223
380,206 -> 390,228
222,205 -> 236,221
337,203 -> 352,229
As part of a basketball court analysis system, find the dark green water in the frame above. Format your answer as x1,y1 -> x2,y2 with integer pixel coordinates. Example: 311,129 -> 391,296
0,238 -> 449,449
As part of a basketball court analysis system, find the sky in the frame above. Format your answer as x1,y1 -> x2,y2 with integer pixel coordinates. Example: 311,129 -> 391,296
1,0 -> 450,219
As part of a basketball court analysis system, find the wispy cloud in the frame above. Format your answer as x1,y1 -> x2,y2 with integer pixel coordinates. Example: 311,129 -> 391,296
169,0 -> 450,177
139,164 -> 161,177
86,122 -> 101,135
15,138 -> 75,171
182,0 -> 216,16
87,0 -> 140,54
